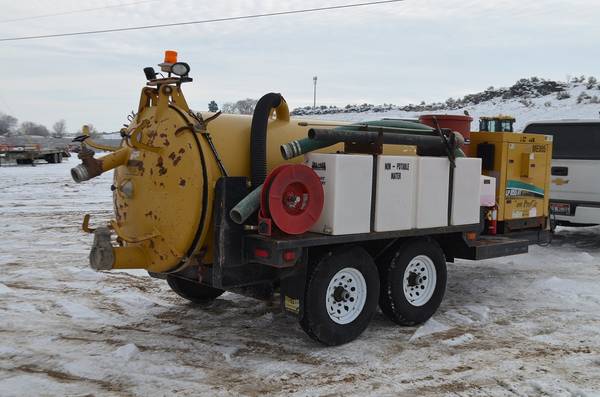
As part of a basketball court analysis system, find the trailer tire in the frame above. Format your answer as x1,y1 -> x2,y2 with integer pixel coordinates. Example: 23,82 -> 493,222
300,246 -> 379,346
166,275 -> 224,304
378,238 -> 447,326
57,153 -> 63,163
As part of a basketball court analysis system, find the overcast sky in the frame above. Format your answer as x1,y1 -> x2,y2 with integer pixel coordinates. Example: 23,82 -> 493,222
1,0 -> 599,132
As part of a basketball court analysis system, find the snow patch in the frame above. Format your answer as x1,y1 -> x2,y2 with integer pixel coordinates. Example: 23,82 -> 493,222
0,283 -> 13,294
576,252 -> 595,263
8,302 -> 41,314
442,333 -> 475,347
58,299 -> 101,319
465,305 -> 490,322
444,309 -> 475,325
113,343 -> 140,361
530,276 -> 599,298
409,319 -> 451,342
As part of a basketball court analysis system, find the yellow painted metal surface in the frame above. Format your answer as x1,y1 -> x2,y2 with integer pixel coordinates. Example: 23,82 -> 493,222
470,131 -> 553,222
100,83 -> 417,273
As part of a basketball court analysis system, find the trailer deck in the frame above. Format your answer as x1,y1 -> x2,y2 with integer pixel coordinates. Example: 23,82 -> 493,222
0,144 -> 70,166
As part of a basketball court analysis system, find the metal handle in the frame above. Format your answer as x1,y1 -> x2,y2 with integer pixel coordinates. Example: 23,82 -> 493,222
551,166 -> 568,176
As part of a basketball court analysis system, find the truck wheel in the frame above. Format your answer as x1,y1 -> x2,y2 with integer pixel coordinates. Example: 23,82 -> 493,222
57,153 -> 63,163
166,275 -> 224,304
378,238 -> 447,326
300,246 -> 379,346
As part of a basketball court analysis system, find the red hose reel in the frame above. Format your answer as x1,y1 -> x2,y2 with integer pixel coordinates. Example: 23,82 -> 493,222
259,164 -> 324,235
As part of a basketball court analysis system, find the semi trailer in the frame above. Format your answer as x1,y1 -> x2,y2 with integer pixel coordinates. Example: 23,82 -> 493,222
71,52 -> 552,345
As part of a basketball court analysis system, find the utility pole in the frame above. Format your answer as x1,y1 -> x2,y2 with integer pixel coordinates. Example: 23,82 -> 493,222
313,76 -> 318,109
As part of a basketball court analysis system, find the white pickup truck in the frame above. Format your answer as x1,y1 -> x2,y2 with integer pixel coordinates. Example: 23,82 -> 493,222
523,120 -> 600,226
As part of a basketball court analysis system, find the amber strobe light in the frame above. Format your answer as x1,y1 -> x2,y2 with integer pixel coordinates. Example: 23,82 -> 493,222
164,50 -> 178,64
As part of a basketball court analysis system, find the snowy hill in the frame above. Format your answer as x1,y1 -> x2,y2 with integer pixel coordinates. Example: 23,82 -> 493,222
293,77 -> 600,130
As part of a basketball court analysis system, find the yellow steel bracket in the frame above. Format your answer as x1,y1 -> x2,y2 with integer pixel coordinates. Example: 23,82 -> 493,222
81,125 -> 120,152
124,119 -> 162,154
110,220 -> 160,244
82,214 -> 98,234
170,85 -> 190,112
129,129 -> 162,153
82,214 -> 94,233
138,87 -> 158,114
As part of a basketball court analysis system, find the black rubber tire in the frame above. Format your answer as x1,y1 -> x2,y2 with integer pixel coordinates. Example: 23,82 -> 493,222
299,246 -> 380,346
57,153 -> 63,163
166,275 -> 224,304
378,238 -> 447,326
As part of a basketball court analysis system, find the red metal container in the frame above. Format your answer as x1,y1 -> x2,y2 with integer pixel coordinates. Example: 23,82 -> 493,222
418,114 -> 474,155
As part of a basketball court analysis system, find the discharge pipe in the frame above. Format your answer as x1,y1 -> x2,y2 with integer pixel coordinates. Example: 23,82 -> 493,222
307,128 -> 464,157
71,147 -> 130,183
280,137 -> 337,160
229,184 -> 263,225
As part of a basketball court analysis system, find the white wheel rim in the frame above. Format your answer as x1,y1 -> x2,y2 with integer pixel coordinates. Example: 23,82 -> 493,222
326,267 -> 367,325
402,255 -> 437,307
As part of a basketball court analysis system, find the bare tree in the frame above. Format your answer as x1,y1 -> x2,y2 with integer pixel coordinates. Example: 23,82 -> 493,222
221,98 -> 258,114
20,121 -> 50,137
235,98 -> 257,115
0,113 -> 18,136
52,119 -> 67,138
221,102 -> 236,114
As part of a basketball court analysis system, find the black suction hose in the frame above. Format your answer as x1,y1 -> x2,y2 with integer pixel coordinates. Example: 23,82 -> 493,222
250,93 -> 283,187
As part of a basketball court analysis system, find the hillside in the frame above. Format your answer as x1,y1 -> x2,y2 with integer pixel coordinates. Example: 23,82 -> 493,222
293,76 -> 600,130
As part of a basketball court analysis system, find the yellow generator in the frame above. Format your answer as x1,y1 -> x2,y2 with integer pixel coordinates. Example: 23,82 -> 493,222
471,131 -> 553,233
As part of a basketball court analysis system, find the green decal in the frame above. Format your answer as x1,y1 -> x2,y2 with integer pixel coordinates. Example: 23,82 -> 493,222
506,180 -> 544,198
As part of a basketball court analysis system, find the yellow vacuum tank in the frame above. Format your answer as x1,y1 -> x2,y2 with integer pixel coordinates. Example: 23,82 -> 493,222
81,90 -> 338,273
73,57 -> 416,274
71,55 -> 361,274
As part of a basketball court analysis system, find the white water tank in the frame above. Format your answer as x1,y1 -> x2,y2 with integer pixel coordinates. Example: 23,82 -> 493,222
451,158 -> 482,225
374,155 -> 418,232
416,157 -> 449,228
304,153 -> 373,235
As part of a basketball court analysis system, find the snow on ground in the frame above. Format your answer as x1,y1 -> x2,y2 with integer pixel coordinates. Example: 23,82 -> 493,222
1,157 -> 600,397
